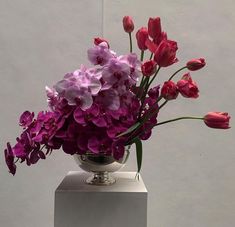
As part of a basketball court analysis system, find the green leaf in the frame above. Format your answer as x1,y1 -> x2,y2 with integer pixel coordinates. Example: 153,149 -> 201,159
134,137 -> 143,174
116,122 -> 141,138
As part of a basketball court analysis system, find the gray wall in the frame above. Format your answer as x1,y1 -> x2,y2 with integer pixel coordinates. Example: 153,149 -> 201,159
0,0 -> 234,227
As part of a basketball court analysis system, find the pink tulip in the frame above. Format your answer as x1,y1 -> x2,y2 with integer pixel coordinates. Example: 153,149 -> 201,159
154,39 -> 178,67
177,73 -> 199,98
187,58 -> 206,71
148,17 -> 161,39
136,27 -> 148,50
123,16 -> 134,33
94,37 -> 110,48
204,112 -> 230,129
141,60 -> 157,76
161,81 -> 179,100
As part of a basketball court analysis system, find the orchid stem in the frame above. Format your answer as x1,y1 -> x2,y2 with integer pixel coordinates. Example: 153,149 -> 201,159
168,66 -> 187,81
129,33 -> 133,53
155,116 -> 204,126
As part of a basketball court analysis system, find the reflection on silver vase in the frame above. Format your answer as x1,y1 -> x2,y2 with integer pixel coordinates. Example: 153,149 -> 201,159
74,147 -> 130,186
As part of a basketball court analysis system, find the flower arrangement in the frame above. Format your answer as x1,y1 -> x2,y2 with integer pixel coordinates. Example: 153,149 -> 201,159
4,16 -> 230,175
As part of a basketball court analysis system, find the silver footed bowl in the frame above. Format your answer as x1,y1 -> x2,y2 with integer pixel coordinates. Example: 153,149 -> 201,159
74,147 -> 130,186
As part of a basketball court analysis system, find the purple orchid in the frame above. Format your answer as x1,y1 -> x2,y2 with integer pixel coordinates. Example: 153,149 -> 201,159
5,40 -> 145,175
95,89 -> 120,111
112,139 -> 126,160
19,111 -> 34,127
4,143 -> 16,175
45,86 -> 59,111
73,104 -> 99,126
87,42 -> 116,66
88,135 -> 112,154
102,58 -> 130,88
118,53 -> 141,84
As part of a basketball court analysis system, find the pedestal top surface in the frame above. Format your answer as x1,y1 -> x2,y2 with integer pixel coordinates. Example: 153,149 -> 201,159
56,171 -> 147,193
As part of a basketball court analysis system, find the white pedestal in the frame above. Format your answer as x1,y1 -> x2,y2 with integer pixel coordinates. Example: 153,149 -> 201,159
54,171 -> 148,227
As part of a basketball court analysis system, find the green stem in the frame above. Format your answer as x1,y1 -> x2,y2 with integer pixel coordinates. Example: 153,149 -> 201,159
140,50 -> 145,61
148,67 -> 161,87
149,52 -> 153,60
139,75 -> 146,87
137,76 -> 148,98
129,33 -> 133,53
168,66 -> 187,81
141,77 -> 150,99
155,116 -> 204,126
127,117 -> 204,144
137,66 -> 161,123
158,100 -> 168,110
139,66 -> 161,105
128,116 -> 204,144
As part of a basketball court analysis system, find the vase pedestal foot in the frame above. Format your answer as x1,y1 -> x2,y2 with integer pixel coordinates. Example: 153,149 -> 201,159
54,171 -> 148,227
86,172 -> 116,185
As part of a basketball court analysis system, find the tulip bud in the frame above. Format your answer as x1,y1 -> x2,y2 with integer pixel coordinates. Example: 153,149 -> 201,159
136,27 -> 148,50
154,39 -> 178,67
161,81 -> 179,100
148,17 -> 161,40
94,37 -> 110,48
177,73 -> 199,98
204,112 -> 230,129
141,60 -> 157,76
123,16 -> 134,33
186,58 -> 206,71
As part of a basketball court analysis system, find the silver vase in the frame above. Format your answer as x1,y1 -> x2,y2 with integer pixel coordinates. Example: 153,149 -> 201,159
74,147 -> 130,186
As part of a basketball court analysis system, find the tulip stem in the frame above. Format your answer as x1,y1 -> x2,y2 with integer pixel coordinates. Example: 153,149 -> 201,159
158,100 -> 168,110
129,33 -> 133,53
149,52 -> 153,60
138,67 -> 161,118
140,77 -> 150,102
137,76 -> 148,98
155,116 -> 204,126
168,66 -> 187,81
128,116 -> 204,144
141,50 -> 145,61
148,67 -> 161,87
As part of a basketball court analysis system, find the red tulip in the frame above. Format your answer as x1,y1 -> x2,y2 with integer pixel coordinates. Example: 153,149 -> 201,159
136,27 -> 148,50
204,112 -> 230,129
154,39 -> 178,67
123,16 -> 134,33
187,58 -> 206,71
153,31 -> 168,45
145,38 -> 158,53
94,37 -> 110,48
177,73 -> 199,98
141,60 -> 157,76
161,81 -> 179,100
148,17 -> 162,40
